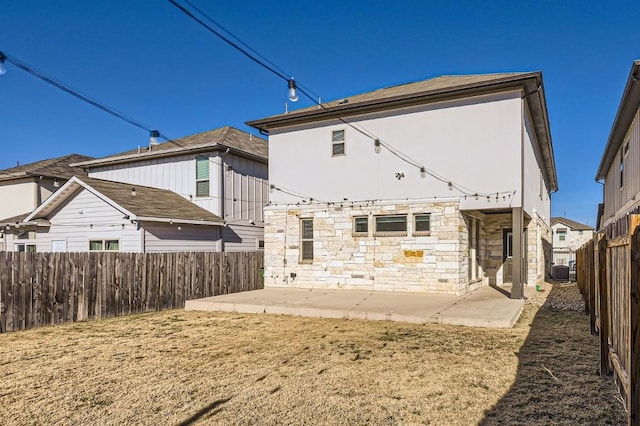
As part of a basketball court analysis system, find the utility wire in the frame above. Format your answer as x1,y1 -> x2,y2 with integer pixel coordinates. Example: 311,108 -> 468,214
0,51 -> 171,141
168,0 -> 480,196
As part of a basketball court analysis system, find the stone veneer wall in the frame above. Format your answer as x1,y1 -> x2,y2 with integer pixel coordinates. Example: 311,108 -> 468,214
483,213 -> 513,286
527,215 -> 552,284
263,201 -> 474,295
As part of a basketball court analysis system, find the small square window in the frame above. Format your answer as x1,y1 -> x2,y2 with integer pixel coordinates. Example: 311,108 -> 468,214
332,130 -> 345,156
353,216 -> 368,235
414,214 -> 431,234
375,215 -> 407,236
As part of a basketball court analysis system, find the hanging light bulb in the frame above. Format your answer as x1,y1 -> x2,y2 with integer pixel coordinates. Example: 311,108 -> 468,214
420,167 -> 426,178
0,52 -> 7,76
288,78 -> 299,102
149,129 -> 160,145
374,139 -> 382,154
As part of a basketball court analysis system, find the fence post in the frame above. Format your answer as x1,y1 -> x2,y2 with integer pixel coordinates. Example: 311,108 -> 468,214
598,233 -> 611,376
629,215 -> 640,425
590,239 -> 597,335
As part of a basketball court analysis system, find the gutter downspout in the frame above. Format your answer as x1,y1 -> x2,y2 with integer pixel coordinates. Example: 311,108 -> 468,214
219,148 -> 230,251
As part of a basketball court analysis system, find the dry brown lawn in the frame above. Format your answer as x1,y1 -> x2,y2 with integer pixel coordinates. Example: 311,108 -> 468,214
0,287 -> 626,425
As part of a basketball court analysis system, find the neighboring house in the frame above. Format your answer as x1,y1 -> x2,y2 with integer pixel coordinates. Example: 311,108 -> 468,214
596,60 -> 640,233
23,176 -> 224,252
550,217 -> 594,266
72,126 -> 269,251
0,153 -> 93,251
248,72 -> 558,297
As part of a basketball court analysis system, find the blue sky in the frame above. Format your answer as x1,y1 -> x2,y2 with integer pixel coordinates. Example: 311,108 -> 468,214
2,0 -> 639,226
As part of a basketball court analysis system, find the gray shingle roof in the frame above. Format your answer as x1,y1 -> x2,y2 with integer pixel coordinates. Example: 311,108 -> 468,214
74,126 -> 267,168
247,72 -> 537,129
28,177 -> 223,224
551,217 -> 594,231
0,154 -> 93,182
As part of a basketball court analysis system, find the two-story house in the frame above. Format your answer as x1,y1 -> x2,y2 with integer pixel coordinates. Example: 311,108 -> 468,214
0,153 -> 93,251
248,72 -> 558,298
596,60 -> 640,234
551,217 -> 594,266
16,126 -> 269,253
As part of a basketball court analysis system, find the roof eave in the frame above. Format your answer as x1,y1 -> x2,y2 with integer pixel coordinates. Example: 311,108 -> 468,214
246,73 -> 541,131
73,143 -> 267,169
135,216 -> 224,226
596,60 -> 640,181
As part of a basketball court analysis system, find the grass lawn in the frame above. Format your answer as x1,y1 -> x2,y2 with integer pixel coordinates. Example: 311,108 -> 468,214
0,292 -> 626,425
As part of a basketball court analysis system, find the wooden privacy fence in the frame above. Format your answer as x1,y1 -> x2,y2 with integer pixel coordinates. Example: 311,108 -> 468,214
576,214 -> 640,425
0,251 -> 264,333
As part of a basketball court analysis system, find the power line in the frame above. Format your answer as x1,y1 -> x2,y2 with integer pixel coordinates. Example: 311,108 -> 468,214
0,51 -> 171,141
167,0 -> 481,196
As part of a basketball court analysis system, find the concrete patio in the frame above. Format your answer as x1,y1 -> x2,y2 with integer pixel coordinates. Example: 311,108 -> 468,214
185,284 -> 533,328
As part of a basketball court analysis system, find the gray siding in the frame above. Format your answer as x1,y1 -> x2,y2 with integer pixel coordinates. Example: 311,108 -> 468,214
603,106 -> 640,222
36,188 -> 141,252
143,222 -> 221,252
222,223 -> 264,252
88,151 -> 269,227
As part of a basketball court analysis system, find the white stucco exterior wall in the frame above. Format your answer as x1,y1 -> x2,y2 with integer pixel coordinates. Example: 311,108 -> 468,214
0,179 -> 37,219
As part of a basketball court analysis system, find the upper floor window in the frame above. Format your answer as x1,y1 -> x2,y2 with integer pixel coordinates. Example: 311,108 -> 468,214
557,230 -> 566,241
196,156 -> 210,197
332,130 -> 345,156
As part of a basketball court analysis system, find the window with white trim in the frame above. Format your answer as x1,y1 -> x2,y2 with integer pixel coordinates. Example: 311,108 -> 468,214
353,216 -> 368,235
557,230 -> 566,241
374,215 -> 407,236
15,243 -> 36,253
89,240 -> 120,251
332,130 -> 345,156
196,155 -> 210,197
414,213 -> 431,235
300,219 -> 313,262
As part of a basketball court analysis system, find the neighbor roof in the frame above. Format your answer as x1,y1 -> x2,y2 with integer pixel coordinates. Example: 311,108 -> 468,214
25,176 -> 224,226
595,60 -> 640,181
551,217 -> 594,231
74,126 -> 267,168
0,154 -> 93,182
247,72 -> 558,191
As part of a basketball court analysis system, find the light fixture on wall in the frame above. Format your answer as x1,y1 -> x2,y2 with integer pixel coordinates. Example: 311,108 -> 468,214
53,178 -> 60,188
131,188 -> 136,196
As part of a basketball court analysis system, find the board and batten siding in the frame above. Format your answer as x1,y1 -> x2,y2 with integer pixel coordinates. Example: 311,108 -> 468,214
36,188 -> 141,252
88,151 -> 268,223
143,223 -> 221,252
603,107 -> 640,223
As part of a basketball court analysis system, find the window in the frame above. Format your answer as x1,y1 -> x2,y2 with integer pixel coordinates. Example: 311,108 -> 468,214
414,214 -> 431,235
332,130 -> 345,156
89,240 -> 120,252
17,230 -> 36,240
15,243 -> 36,253
375,215 -> 407,236
620,156 -> 624,189
557,230 -> 566,241
196,156 -> 210,197
257,239 -> 265,249
300,219 -> 313,262
353,216 -> 368,235
579,230 -> 583,235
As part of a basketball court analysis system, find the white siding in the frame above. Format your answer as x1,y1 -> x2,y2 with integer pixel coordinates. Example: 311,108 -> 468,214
36,188 -> 141,252
143,223 -> 221,252
603,107 -> 640,223
268,91 -> 523,210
